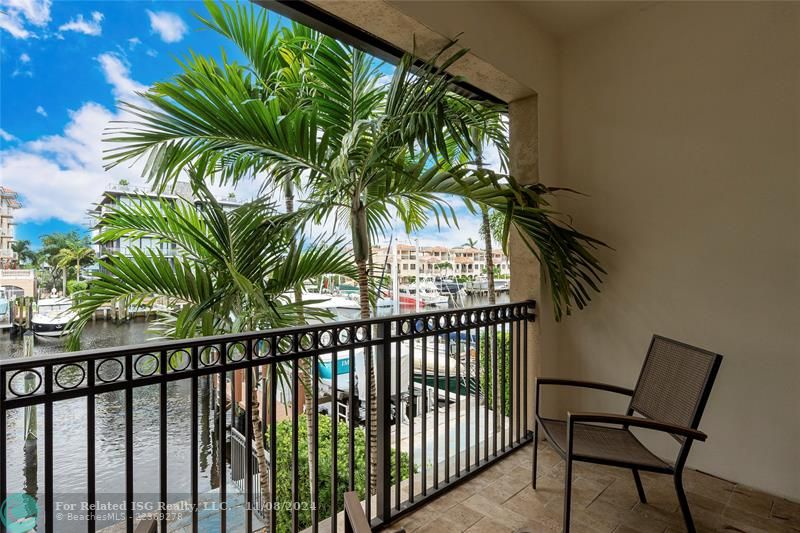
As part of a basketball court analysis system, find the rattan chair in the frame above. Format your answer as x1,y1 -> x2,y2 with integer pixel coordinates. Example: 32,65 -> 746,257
532,335 -> 722,533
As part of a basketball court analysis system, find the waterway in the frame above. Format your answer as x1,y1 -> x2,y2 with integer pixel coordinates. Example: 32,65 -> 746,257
0,293 -> 507,531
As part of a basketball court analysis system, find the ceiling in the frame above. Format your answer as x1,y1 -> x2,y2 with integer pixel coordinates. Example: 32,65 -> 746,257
510,1 -> 648,37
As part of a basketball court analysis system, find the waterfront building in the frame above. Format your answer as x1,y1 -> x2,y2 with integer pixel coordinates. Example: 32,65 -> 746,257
0,187 -> 21,269
371,242 -> 508,282
89,181 -> 240,268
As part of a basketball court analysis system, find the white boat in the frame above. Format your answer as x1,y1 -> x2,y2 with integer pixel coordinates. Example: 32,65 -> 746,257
290,292 -> 361,310
31,298 -> 76,337
467,276 -> 509,293
494,278 -> 510,291
0,288 -> 10,324
415,280 -> 450,306
375,289 -> 396,308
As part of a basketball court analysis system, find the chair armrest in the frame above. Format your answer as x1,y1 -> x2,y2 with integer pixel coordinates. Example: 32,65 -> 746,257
567,412 -> 707,442
535,378 -> 633,417
537,378 -> 634,396
344,491 -> 371,533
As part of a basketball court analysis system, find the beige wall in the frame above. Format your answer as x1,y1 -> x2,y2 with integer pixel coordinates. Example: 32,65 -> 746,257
553,2 -> 800,500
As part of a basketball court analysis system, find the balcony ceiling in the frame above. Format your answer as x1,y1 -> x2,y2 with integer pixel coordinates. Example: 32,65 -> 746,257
510,1 -> 647,37
386,1 -> 649,39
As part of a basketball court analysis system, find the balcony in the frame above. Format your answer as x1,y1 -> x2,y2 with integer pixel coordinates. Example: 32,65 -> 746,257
99,246 -> 178,258
0,268 -> 34,277
0,302 -> 536,532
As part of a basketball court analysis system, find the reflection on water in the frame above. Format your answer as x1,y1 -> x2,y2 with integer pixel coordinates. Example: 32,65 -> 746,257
1,320 -> 226,531
0,293 -> 506,531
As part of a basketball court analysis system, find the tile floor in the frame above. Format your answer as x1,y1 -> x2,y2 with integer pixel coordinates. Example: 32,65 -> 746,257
384,442 -> 800,533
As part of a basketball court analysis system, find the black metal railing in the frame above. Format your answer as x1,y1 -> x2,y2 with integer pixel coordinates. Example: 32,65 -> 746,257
0,301 -> 535,532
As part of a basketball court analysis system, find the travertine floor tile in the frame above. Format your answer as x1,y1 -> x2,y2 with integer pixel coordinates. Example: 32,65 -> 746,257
384,442 -> 798,533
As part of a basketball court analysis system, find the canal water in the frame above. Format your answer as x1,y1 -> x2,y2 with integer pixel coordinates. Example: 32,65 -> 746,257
0,293 -> 507,531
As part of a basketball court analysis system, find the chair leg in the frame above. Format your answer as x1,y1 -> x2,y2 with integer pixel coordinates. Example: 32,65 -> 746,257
674,472 -> 696,533
632,468 -> 647,503
563,457 -> 573,533
531,422 -> 539,489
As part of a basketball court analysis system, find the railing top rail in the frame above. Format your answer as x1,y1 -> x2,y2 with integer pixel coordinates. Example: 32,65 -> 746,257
0,300 -> 535,371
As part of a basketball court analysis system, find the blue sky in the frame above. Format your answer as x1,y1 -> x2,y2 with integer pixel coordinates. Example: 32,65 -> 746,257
1,0 -> 491,250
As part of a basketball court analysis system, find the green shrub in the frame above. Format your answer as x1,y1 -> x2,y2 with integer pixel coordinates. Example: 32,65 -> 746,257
477,330 -> 512,417
66,280 -> 88,295
272,414 -> 409,532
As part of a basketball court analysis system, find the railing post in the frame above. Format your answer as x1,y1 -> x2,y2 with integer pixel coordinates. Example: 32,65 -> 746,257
375,320 -> 392,523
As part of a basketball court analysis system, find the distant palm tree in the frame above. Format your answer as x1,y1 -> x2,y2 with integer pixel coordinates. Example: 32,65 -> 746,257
436,261 -> 453,276
462,238 -> 479,248
39,231 -> 89,291
10,240 -> 35,266
55,245 -> 94,282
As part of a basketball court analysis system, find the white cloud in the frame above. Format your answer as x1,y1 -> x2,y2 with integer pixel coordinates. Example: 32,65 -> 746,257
3,103 -> 140,224
0,14 -> 31,38
35,105 -> 47,117
127,37 -> 141,50
146,10 -> 187,43
19,52 -> 30,63
96,52 -> 147,102
0,0 -> 51,38
0,51 -> 151,224
58,11 -> 103,36
0,129 -> 18,142
145,48 -> 158,58
413,212 -> 487,249
5,0 -> 51,25
11,67 -> 33,78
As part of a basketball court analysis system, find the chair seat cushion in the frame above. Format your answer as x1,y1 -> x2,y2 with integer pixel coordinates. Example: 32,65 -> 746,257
538,417 -> 670,470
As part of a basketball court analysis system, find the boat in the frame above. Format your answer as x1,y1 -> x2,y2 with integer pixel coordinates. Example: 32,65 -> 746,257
395,287 -> 424,307
289,291 -> 361,311
31,298 -> 77,337
0,288 -> 10,325
396,284 -> 449,307
434,277 -> 465,295
375,289 -> 395,308
466,276 -> 509,293
415,280 -> 450,306
0,288 -> 9,315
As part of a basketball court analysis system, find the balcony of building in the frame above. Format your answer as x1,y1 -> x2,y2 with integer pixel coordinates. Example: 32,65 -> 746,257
0,1 -> 797,532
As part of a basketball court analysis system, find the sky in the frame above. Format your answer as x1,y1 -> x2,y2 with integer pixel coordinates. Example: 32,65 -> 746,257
0,0 -> 497,250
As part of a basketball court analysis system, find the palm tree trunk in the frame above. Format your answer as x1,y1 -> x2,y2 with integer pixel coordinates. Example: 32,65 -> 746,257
481,206 -> 496,305
62,268 -> 67,296
285,181 -> 318,511
352,193 -> 377,494
251,369 -> 271,532
76,259 -> 81,282
356,259 -> 370,319
356,256 -> 378,496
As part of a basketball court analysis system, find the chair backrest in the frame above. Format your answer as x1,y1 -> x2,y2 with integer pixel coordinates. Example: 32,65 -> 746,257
629,335 -> 722,440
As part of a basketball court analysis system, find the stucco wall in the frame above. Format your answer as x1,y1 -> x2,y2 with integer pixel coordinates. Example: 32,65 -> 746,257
554,2 -> 800,499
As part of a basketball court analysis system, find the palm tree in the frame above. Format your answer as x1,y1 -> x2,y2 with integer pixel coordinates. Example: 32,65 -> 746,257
39,231 -> 88,292
67,183 -> 358,523
462,238 -> 479,249
102,0 -> 607,491
10,240 -> 35,266
55,245 -> 94,282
